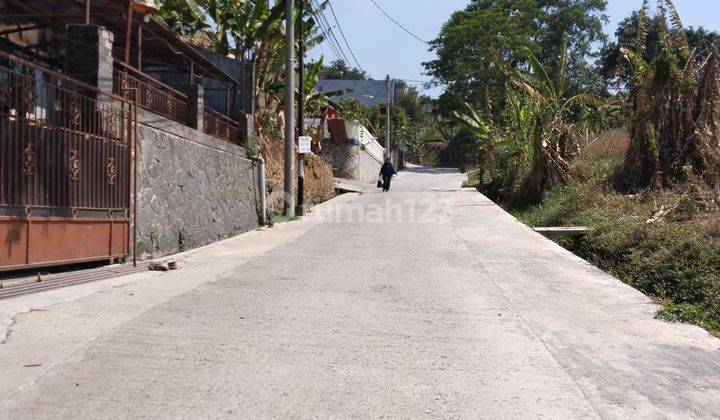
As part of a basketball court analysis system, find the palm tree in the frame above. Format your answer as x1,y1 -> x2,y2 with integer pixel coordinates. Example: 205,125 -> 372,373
157,0 -> 325,106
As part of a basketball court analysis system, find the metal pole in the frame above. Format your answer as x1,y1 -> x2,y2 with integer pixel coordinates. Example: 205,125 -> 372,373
137,23 -> 142,70
133,95 -> 138,267
385,75 -> 391,160
257,157 -> 267,226
124,0 -> 133,64
226,85 -> 231,116
85,0 -> 91,24
283,0 -> 296,217
296,0 -> 305,216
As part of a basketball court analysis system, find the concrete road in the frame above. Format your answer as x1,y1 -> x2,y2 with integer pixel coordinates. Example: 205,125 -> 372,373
1,167 -> 719,419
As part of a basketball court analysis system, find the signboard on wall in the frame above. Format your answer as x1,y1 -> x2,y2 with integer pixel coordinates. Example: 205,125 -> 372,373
298,136 -> 312,154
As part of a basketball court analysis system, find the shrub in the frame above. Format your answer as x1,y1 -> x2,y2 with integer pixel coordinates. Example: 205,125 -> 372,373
511,158 -> 720,335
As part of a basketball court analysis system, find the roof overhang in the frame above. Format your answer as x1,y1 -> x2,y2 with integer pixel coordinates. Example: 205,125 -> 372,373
0,0 -> 239,85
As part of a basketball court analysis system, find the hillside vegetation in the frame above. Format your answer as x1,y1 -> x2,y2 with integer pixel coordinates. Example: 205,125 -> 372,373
511,153 -> 720,335
421,0 -> 720,335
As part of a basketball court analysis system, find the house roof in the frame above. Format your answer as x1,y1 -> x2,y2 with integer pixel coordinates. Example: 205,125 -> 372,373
316,79 -> 396,108
0,0 -> 239,85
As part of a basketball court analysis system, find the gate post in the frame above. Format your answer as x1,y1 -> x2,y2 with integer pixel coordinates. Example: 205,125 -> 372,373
65,24 -> 117,135
64,24 -> 115,97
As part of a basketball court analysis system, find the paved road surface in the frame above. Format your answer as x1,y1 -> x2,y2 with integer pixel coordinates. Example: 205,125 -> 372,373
1,167 -> 719,419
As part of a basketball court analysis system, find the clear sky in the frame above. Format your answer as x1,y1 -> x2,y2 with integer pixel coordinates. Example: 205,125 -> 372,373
308,0 -> 720,97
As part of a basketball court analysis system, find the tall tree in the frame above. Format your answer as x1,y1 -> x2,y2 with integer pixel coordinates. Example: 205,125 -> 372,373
424,0 -> 607,117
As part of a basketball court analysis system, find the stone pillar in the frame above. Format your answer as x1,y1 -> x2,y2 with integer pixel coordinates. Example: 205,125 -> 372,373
64,24 -> 114,97
241,61 -> 257,116
236,113 -> 255,146
180,84 -> 204,130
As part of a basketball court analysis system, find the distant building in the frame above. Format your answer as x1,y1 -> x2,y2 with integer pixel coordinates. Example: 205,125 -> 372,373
316,79 -> 405,107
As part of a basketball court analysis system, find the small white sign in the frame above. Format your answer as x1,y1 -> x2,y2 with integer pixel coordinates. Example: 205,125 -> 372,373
298,136 -> 312,154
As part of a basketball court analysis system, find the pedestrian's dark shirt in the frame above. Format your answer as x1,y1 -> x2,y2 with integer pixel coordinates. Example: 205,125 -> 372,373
380,163 -> 396,178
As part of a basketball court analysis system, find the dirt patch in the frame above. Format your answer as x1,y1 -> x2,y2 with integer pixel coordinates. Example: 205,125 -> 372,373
261,138 -> 335,213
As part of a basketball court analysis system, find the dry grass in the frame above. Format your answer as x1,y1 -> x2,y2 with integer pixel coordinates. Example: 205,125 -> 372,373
261,138 -> 335,213
511,159 -> 720,335
580,128 -> 630,160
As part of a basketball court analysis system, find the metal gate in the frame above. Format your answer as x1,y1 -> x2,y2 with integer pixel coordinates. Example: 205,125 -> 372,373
0,51 -> 134,271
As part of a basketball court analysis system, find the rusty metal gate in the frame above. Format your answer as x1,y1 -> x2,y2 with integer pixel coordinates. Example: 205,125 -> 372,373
0,51 -> 134,271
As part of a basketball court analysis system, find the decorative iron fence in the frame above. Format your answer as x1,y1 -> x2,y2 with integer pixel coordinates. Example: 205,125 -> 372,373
0,50 -> 133,271
204,106 -> 239,144
0,51 -> 132,212
113,61 -> 187,125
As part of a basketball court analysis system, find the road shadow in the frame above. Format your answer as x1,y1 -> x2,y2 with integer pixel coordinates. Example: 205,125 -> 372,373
401,166 -> 460,175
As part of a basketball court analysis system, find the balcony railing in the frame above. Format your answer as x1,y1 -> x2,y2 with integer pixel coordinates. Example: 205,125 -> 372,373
0,50 -> 132,211
113,61 -> 187,125
203,106 -> 239,144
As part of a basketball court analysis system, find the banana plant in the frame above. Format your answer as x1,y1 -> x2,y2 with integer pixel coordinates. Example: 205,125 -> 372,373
158,0 -> 289,58
512,48 -> 605,125
501,89 -> 535,161
157,0 -> 326,110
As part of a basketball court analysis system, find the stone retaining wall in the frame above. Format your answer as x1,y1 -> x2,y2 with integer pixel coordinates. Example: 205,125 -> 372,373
321,141 -> 384,184
136,109 -> 260,259
261,138 -> 335,214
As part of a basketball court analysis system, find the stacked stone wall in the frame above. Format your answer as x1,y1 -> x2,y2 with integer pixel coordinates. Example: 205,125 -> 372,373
136,109 -> 260,259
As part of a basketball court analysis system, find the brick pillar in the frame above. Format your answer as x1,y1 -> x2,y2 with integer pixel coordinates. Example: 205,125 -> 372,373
180,84 -> 204,130
64,24 -> 114,97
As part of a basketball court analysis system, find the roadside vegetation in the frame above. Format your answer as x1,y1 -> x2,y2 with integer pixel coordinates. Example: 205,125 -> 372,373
419,0 -> 720,335
156,0 -> 434,162
154,0 -> 720,334
512,156 -> 720,335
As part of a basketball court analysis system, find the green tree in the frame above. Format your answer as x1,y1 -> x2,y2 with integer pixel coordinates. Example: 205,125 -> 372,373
157,0 -> 326,107
395,85 -> 433,126
453,47 -> 603,201
424,0 -> 607,117
336,98 -> 370,126
319,60 -> 368,80
366,104 -> 409,148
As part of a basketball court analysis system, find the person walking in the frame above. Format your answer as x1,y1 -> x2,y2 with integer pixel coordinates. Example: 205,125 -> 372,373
379,158 -> 398,192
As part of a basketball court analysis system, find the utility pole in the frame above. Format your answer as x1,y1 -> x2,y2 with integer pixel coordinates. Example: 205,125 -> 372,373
284,0 -> 296,217
85,0 -> 91,24
296,0 -> 305,216
385,75 -> 392,161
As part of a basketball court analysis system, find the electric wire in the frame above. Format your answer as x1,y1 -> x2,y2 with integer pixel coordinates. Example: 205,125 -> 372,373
309,0 -> 376,99
366,0 -> 430,45
309,0 -> 351,66
308,0 -> 343,61
326,0 -> 367,75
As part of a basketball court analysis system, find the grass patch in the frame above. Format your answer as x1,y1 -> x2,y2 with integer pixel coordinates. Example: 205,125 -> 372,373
657,302 -> 720,334
508,158 -> 720,336
268,212 -> 300,225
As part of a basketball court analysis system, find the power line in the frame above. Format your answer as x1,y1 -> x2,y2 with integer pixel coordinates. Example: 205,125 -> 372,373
310,0 -> 397,104
366,0 -> 430,45
308,0 -> 341,60
326,0 -> 367,75
309,0 -> 375,98
310,0 -> 352,66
